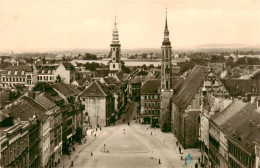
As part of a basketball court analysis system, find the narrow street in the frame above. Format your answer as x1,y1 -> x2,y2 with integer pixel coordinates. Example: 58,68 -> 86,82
59,101 -> 200,168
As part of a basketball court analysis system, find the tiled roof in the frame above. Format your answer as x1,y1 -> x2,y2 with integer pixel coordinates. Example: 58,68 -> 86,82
131,76 -> 143,84
222,79 -> 260,97
52,83 -> 77,98
115,71 -> 124,81
62,62 -> 75,70
104,77 -> 117,85
141,79 -> 160,94
211,100 -> 246,126
221,102 -> 260,154
35,93 -> 56,110
80,81 -> 110,97
172,65 -> 210,109
251,69 -> 260,79
95,68 -> 109,77
3,96 -> 48,122
3,65 -> 32,75
0,92 -> 10,108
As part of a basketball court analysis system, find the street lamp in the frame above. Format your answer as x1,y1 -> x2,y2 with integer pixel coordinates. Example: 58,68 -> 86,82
104,144 -> 106,152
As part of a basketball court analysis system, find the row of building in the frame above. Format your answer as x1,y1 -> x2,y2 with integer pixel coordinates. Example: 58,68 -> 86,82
0,83 -> 83,168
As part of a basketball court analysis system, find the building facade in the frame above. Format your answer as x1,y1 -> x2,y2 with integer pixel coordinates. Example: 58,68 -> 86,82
0,121 -> 30,168
80,81 -> 114,128
140,79 -> 161,125
0,65 -> 33,88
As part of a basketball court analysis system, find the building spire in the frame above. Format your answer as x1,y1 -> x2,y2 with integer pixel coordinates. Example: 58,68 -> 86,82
112,16 -> 119,44
163,8 -> 170,45
165,8 -> 168,29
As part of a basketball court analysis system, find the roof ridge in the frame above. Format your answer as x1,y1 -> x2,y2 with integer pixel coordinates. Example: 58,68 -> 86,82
96,81 -> 108,96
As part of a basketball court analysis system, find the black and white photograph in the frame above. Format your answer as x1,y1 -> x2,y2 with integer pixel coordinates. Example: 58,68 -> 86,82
0,0 -> 260,168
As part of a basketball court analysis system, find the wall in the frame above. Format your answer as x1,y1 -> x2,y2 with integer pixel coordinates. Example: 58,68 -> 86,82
54,64 -> 70,84
82,97 -> 106,128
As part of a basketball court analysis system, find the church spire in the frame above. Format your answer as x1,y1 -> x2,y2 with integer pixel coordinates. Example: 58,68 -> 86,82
163,9 -> 170,45
165,9 -> 168,29
112,16 -> 119,44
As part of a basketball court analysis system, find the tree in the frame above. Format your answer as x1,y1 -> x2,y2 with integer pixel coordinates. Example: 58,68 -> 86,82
56,75 -> 62,83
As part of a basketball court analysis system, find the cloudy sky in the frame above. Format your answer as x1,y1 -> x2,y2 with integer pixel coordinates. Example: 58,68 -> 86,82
0,0 -> 259,52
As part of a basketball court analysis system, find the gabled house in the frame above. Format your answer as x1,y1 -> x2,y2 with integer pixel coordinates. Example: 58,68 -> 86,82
54,62 -> 76,84
171,65 -> 229,148
80,81 -> 114,128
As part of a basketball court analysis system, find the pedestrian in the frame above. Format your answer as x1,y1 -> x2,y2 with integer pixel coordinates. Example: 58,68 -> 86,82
96,128 -> 97,131
176,141 -> 178,146
151,132 -> 152,135
85,138 -> 86,144
100,127 -> 102,131
195,162 -> 198,168
184,158 -> 187,165
91,151 -> 93,156
147,128 -> 148,131
198,157 -> 200,163
179,146 -> 182,154
95,134 -> 96,138
158,159 -> 161,164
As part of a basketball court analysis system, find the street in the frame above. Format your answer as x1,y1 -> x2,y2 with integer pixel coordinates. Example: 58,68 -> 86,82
59,102 -> 200,168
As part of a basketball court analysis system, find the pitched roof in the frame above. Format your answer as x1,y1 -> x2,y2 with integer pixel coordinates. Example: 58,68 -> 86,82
52,83 -> 77,98
3,96 -> 48,121
141,79 -> 160,94
103,77 -> 117,85
115,71 -> 124,81
131,76 -> 143,84
4,65 -> 32,75
35,93 -> 56,110
172,65 -> 210,109
62,62 -> 75,70
222,79 -> 260,97
220,102 -> 260,154
95,68 -> 109,77
80,81 -> 110,97
211,100 -> 246,126
0,92 -> 10,108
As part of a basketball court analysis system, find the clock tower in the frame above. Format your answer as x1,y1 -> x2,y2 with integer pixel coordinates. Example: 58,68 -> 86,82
160,10 -> 173,132
161,11 -> 172,91
109,17 -> 122,76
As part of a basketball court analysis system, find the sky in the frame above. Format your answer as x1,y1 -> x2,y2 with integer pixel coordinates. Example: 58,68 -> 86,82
0,0 -> 259,53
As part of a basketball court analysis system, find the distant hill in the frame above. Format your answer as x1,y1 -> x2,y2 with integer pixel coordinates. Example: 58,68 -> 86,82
1,43 -> 259,56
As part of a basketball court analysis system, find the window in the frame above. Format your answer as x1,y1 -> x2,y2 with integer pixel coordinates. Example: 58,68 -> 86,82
152,102 -> 155,107
148,110 -> 151,114
157,102 -> 160,107
166,81 -> 169,89
152,110 -> 155,114
113,64 -> 115,68
83,98 -> 85,101
148,103 -> 151,107
145,96 -> 147,99
145,110 -> 147,114
144,103 -> 147,107
157,110 -> 160,114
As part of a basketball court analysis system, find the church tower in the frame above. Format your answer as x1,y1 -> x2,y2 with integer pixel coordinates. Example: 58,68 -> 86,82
109,17 -> 122,76
160,10 -> 173,132
161,11 -> 172,91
